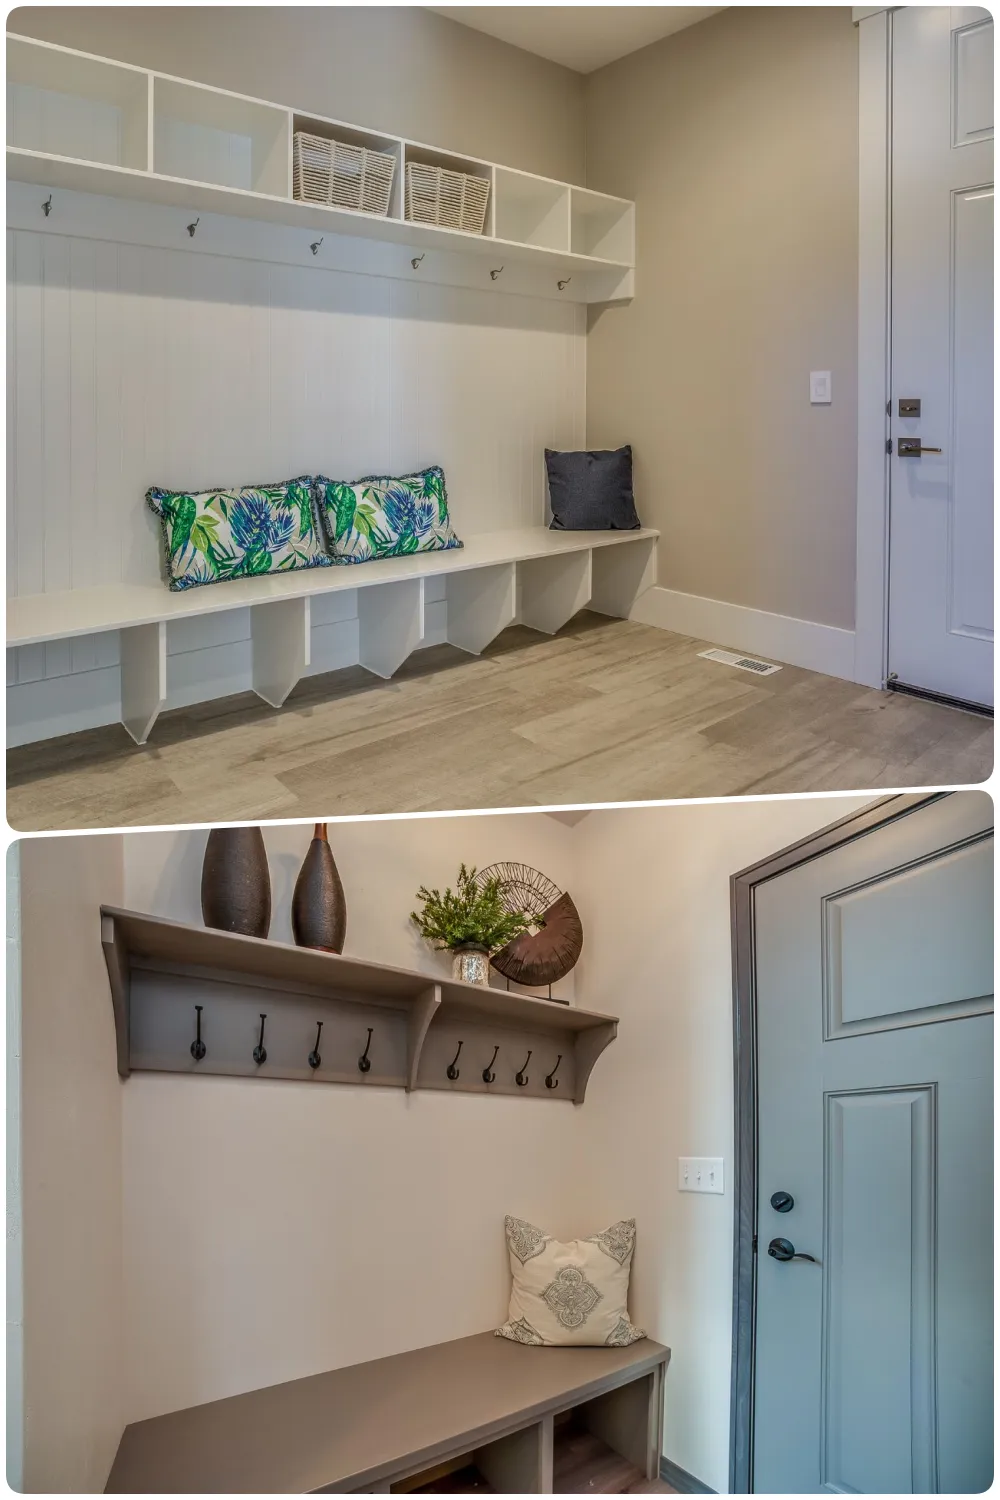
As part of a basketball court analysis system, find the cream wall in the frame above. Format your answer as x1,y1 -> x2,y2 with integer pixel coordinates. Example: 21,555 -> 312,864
573,793 -> 874,1491
8,5 -> 586,182
585,6 -> 860,633
120,814 -> 588,1423
17,833 -> 126,1493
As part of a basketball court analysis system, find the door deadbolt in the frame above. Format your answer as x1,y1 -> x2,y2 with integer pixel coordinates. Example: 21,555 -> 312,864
770,1190 -> 794,1213
898,397 -> 921,417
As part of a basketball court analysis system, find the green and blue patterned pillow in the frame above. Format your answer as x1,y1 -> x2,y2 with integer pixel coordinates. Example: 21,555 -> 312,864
315,465 -> 463,564
146,477 -> 332,591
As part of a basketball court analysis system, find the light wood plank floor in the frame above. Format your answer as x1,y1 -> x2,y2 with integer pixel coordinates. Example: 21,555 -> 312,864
7,613 -> 992,831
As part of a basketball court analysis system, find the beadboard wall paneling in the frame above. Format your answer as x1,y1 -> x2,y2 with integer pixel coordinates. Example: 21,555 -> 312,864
7,227 -> 586,744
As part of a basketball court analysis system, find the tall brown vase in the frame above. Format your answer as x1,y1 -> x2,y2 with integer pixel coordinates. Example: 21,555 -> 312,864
291,823 -> 347,953
201,827 -> 271,938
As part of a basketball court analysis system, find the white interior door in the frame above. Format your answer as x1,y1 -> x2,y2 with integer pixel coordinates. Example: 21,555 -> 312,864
888,7 -> 993,708
752,792 -> 994,1493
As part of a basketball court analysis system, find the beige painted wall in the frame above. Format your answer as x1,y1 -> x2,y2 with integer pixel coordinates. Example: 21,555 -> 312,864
585,6 -> 859,631
573,793 -> 874,1491
18,833 -> 126,1493
119,814 -> 589,1423
8,6 -> 586,182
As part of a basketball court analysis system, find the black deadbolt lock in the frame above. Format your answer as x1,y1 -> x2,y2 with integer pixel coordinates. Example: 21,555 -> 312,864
770,1190 -> 794,1213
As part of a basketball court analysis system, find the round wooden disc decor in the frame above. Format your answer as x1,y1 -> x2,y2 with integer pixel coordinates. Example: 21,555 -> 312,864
478,862 -> 584,988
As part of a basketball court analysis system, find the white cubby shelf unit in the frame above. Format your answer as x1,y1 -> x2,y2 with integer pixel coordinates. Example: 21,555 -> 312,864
8,530 -> 659,745
6,32 -> 636,302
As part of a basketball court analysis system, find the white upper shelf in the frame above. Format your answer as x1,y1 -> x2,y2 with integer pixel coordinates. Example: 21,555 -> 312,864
6,33 -> 636,293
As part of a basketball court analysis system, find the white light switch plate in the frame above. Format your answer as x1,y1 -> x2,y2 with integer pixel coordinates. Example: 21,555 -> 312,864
810,370 -> 832,403
678,1157 -> 725,1194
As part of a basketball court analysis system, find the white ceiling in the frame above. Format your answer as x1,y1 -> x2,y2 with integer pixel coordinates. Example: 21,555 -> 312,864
429,6 -> 725,74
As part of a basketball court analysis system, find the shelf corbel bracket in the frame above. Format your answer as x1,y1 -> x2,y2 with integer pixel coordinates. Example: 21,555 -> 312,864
100,910 -> 132,1079
406,983 -> 441,1092
573,1019 -> 617,1104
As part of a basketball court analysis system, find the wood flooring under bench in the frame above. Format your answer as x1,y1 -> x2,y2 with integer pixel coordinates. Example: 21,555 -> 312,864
7,613 -> 992,830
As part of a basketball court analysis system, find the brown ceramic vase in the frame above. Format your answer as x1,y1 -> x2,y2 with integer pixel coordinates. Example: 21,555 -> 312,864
201,827 -> 271,938
291,823 -> 347,953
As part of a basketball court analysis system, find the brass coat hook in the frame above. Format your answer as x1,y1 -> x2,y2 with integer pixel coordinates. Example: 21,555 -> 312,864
42,194 -> 52,217
557,276 -> 571,291
545,1054 -> 562,1090
310,238 -> 323,256
483,1045 -> 500,1084
490,266 -> 504,281
447,1040 -> 464,1081
308,1021 -> 323,1070
358,1027 -> 373,1074
187,217 -> 200,238
516,1050 -> 532,1087
190,1004 -> 206,1063
411,252 -> 425,270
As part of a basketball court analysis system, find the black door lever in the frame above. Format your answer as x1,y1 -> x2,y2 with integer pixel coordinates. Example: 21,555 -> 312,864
768,1236 -> 820,1264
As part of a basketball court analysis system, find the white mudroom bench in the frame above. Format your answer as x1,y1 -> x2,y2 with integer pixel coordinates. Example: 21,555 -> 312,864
7,526 -> 658,745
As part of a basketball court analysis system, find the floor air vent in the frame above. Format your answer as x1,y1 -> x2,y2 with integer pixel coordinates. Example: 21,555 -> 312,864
698,648 -> 782,676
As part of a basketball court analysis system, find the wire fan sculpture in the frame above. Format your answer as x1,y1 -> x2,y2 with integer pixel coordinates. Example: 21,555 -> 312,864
477,863 -> 583,989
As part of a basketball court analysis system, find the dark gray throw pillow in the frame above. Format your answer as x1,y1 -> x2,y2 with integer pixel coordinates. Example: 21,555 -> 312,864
545,446 -> 640,530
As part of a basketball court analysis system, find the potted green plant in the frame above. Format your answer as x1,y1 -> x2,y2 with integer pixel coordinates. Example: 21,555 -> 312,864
411,864 -> 530,985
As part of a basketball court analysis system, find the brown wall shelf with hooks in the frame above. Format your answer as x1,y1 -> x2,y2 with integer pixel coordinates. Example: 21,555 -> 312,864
100,908 -> 618,1104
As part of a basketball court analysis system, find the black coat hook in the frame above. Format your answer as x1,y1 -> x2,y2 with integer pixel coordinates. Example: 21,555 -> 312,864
190,1004 -> 206,1062
483,1045 -> 499,1084
490,265 -> 504,281
310,237 -> 323,256
358,1027 -> 373,1073
42,194 -> 52,217
545,1054 -> 562,1090
447,1040 -> 464,1081
557,276 -> 571,291
253,1013 -> 267,1066
187,217 -> 200,237
411,252 -> 425,270
516,1050 -> 532,1087
308,1021 -> 324,1070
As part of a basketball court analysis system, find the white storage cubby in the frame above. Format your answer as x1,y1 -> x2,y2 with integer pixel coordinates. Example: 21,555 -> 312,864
494,167 -> 570,251
570,187 -> 635,264
6,34 -> 148,170
152,75 -> 290,196
403,142 -> 493,235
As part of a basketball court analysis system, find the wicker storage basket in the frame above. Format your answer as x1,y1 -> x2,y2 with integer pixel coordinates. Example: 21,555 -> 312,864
293,131 -> 395,216
405,161 -> 490,234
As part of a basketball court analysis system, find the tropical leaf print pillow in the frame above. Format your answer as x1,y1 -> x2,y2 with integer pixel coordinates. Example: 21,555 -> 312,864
315,465 -> 463,564
147,478 -> 332,591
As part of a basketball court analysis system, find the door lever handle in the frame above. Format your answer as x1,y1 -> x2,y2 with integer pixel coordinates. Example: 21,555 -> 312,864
768,1236 -> 820,1265
897,438 -> 943,456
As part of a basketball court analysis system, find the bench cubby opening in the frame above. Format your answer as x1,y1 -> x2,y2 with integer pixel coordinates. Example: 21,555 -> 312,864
152,75 -> 290,195
6,34 -> 149,169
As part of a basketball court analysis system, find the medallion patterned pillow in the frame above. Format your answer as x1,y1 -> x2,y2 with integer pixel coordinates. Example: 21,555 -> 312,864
315,465 -> 463,564
496,1215 -> 646,1348
147,478 -> 332,591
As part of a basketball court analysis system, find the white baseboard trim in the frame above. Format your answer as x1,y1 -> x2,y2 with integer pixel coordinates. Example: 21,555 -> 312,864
630,586 -> 857,682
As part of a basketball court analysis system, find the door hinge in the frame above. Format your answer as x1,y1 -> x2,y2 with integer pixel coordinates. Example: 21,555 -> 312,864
752,1235 -> 757,1254
886,438 -> 892,455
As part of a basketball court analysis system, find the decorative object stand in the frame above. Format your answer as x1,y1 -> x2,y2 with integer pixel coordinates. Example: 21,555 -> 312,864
100,907 -> 618,1103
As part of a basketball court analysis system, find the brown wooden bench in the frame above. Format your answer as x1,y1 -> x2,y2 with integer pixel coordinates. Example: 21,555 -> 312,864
106,1330 -> 670,1493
